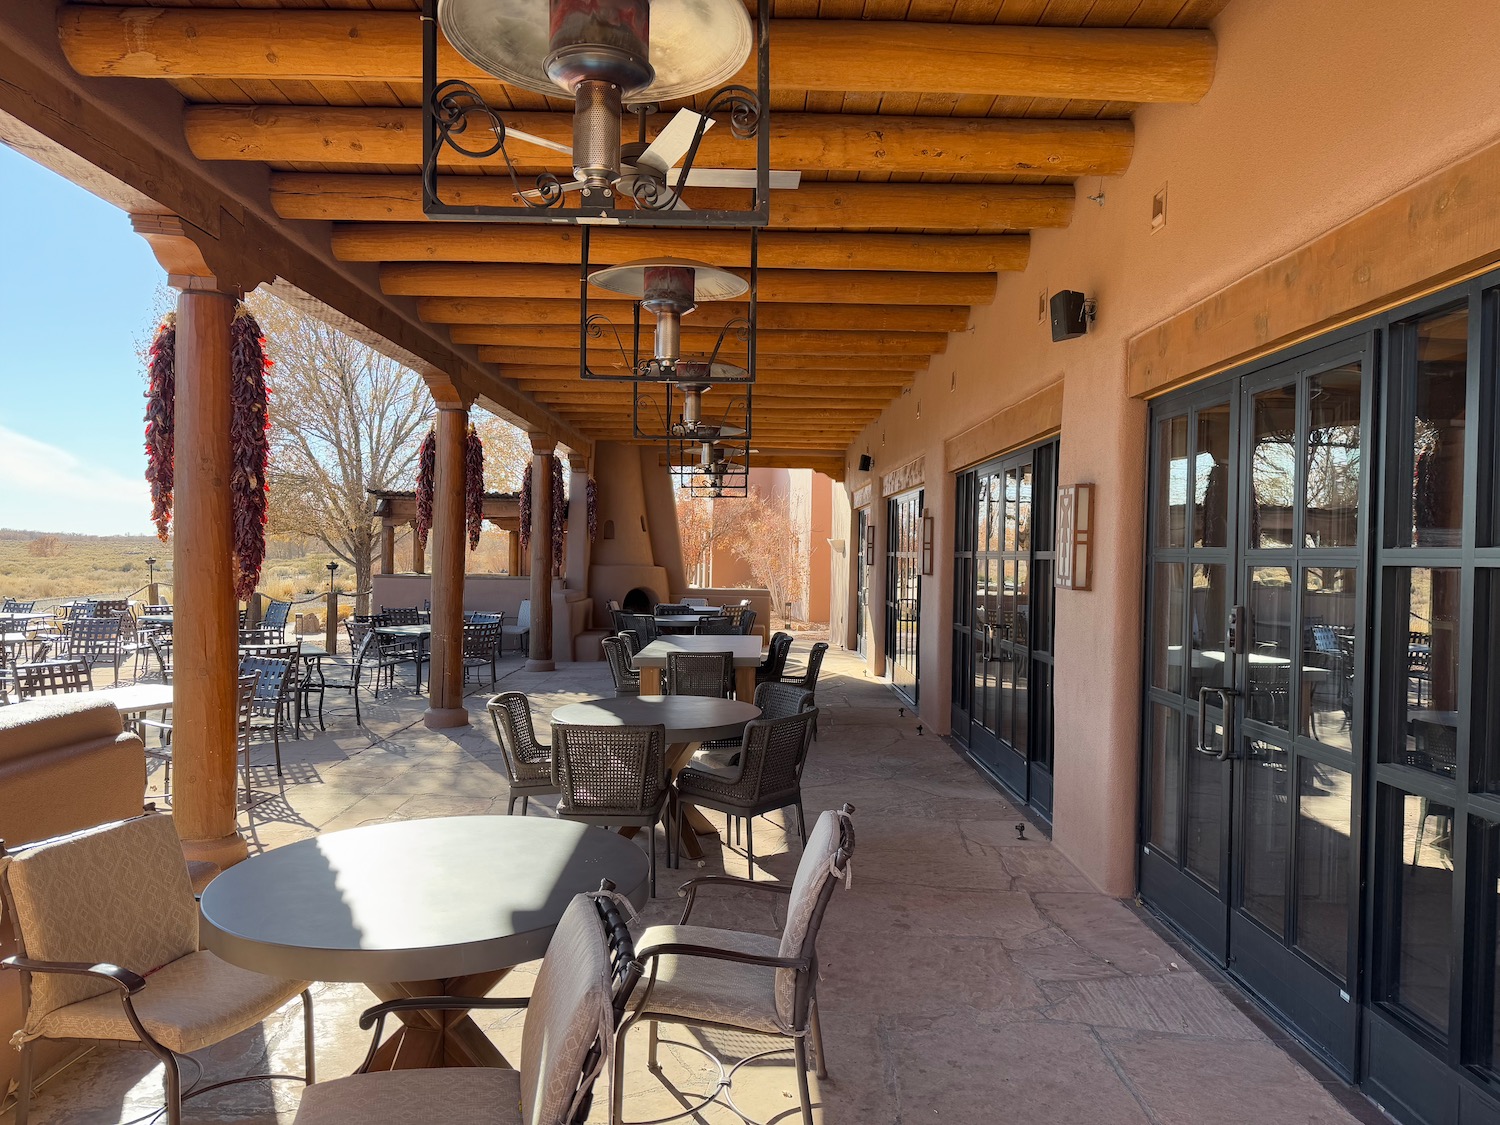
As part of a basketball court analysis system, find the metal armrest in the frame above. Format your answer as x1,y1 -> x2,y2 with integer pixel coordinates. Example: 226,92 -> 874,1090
634,941 -> 808,973
354,995 -> 529,1074
2,955 -> 147,994
677,874 -> 790,924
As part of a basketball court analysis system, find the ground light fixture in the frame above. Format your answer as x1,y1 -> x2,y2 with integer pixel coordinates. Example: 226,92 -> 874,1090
325,560 -> 338,594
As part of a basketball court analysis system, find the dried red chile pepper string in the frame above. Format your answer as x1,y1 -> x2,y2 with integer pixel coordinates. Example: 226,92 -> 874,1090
144,317 -> 177,542
518,461 -> 532,552
585,477 -> 598,542
465,424 -> 485,550
550,457 -> 566,575
229,308 -> 272,601
414,428 -> 436,552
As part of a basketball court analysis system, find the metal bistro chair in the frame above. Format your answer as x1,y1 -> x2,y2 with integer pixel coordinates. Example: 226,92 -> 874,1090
17,659 -> 94,699
552,722 -> 674,896
239,627 -> 284,647
62,617 -> 122,686
758,631 -> 795,685
1,599 -> 36,613
380,605 -> 424,626
486,691 -> 560,815
620,804 -> 856,1125
0,811 -> 314,1125
148,631 -> 175,683
666,650 -> 734,700
695,615 -> 736,635
602,636 -> 641,697
291,887 -> 641,1125
677,708 -> 818,878
238,649 -> 300,773
722,603 -> 750,632
461,619 -> 503,690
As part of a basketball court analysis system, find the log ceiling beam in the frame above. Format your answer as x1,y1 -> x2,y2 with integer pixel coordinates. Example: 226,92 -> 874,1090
383,264 -> 997,306
332,226 -> 1028,274
665,452 -> 846,479
516,381 -> 897,400
478,346 -> 927,371
451,326 -> 950,355
186,107 -> 1131,179
418,299 -> 972,333
499,365 -> 914,387
271,176 -> 1076,233
62,8 -> 1214,103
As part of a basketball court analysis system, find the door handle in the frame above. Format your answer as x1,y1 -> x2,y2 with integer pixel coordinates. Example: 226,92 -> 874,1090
1195,685 -> 1240,760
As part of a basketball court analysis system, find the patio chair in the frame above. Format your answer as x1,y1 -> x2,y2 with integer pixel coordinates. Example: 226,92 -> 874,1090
620,612 -> 659,645
149,632 -> 174,683
501,599 -> 531,654
737,608 -> 758,636
62,617 -> 122,686
0,811 -> 313,1125
261,599 -> 293,637
239,626 -> 284,647
292,887 -> 641,1125
758,631 -> 795,685
464,611 -> 502,625
0,599 -> 35,613
238,650 -> 299,773
602,636 -> 641,697
695,615 -> 736,635
90,599 -> 129,621
321,620 -> 381,727
783,642 -> 830,739
380,605 -> 423,626
621,804 -> 856,1125
655,603 -> 692,617
683,597 -> 709,607
617,629 -> 643,657
676,709 -> 818,878
552,722 -> 673,896
665,650 -> 734,699
722,604 -> 749,631
697,680 -> 815,762
486,691 -> 560,815
17,659 -> 93,699
461,620 -> 503,689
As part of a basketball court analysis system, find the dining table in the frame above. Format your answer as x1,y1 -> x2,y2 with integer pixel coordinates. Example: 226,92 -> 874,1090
631,635 -> 764,701
199,815 -> 649,1070
373,623 -> 431,690
92,683 -> 174,716
550,693 -> 761,860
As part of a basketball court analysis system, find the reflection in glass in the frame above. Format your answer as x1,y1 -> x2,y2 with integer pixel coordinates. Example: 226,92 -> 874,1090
1251,384 -> 1298,548
1406,306 -> 1468,548
1194,404 -> 1232,548
1017,464 -> 1033,552
1302,567 -> 1357,751
1241,740 -> 1290,936
1386,788 -> 1453,1033
1185,726 -> 1224,890
1296,758 -> 1351,981
1151,563 -> 1185,694
1189,564 -> 1228,702
1004,469 -> 1019,552
1247,566 -> 1294,729
1390,567 -> 1461,778
1148,704 -> 1181,861
1158,415 -> 1188,548
1304,365 -> 1363,548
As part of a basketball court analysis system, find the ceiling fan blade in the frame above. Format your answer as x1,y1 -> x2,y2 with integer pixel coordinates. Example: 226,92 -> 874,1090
667,168 -> 802,190
504,127 -> 574,159
637,109 -> 712,174
516,180 -> 589,201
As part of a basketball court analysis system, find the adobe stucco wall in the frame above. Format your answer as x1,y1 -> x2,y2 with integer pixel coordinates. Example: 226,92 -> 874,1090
842,0 -> 1500,896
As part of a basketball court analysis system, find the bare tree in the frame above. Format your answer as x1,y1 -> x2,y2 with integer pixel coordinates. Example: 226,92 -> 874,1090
473,413 -> 531,493
722,487 -> 805,626
248,293 -> 432,613
675,491 -> 717,587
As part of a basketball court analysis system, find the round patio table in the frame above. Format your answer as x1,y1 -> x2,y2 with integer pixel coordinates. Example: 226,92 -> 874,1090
199,815 -> 649,1070
551,695 -> 761,860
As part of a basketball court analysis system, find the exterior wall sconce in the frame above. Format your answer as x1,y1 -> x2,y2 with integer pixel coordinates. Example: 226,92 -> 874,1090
920,511 -> 934,576
1055,483 -> 1095,591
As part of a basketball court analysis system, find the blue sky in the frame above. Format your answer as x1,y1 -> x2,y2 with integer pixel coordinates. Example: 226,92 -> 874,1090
0,143 -> 164,536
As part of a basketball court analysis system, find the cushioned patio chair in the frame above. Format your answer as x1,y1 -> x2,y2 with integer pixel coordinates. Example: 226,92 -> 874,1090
501,599 -> 531,654
292,887 -> 641,1125
620,804 -> 856,1125
487,691 -> 560,815
602,636 -> 640,697
0,811 -> 313,1125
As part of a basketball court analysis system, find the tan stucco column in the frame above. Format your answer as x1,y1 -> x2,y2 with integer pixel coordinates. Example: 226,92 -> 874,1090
425,405 -> 470,728
565,452 -> 592,590
527,435 -> 556,672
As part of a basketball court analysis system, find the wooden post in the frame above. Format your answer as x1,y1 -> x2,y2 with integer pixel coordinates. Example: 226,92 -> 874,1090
527,434 -> 555,672
506,531 -> 521,577
380,521 -> 396,574
170,284 -> 245,869
411,519 -> 425,573
425,405 -> 470,727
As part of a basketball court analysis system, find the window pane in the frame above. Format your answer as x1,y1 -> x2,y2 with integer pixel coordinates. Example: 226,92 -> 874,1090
1296,759 -> 1352,981
1031,559 -> 1053,653
1004,470 -> 1019,552
1303,567 -> 1357,751
1188,563 -> 1228,702
1157,415 -> 1189,548
1304,365 -> 1363,548
1185,733 -> 1224,890
1017,463 -> 1033,552
1033,662 -> 1054,772
1386,567 -> 1462,778
1250,383 -> 1298,549
1247,566 -> 1294,729
1147,704 -> 1182,860
1384,787 -> 1453,1034
1241,739 -> 1291,936
1406,306 -> 1468,548
1151,562 -> 1185,694
1194,403 -> 1232,548
1476,570 -> 1500,793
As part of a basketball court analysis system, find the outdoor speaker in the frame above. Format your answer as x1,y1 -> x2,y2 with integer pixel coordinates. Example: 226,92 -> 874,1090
1050,290 -> 1089,341
857,454 -> 873,472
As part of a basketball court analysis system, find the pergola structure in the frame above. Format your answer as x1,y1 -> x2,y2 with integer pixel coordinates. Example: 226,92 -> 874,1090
369,488 -> 524,576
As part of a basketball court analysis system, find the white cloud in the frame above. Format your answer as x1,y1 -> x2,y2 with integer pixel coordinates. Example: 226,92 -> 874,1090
0,425 -> 154,536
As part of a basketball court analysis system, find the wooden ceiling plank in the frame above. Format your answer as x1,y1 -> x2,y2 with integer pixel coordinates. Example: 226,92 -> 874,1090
451,325 -> 951,354
418,298 -> 972,333
481,346 -> 927,371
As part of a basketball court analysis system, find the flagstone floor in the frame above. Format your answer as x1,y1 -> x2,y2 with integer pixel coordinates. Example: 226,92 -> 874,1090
11,646 -> 1378,1125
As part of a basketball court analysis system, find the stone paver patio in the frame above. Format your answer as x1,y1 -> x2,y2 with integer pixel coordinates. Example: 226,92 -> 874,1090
12,647 -> 1374,1124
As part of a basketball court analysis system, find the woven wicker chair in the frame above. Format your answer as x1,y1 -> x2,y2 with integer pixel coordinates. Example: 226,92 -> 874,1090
462,620 -> 503,689
737,608 -> 758,636
619,613 -> 659,645
487,691 -> 560,815
17,659 -> 93,699
602,636 -> 640,697
617,630 -> 643,657
665,651 -> 734,699
0,811 -> 313,1125
621,805 -> 856,1125
654,603 -> 692,617
551,722 -> 673,896
697,680 -> 814,762
757,632 -> 795,685
677,708 -> 818,878
62,617 -> 122,686
784,642 -> 831,739
695,615 -> 736,635
293,887 -> 641,1125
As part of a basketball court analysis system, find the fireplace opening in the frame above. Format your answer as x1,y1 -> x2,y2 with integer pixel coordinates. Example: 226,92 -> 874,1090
622,587 -> 656,613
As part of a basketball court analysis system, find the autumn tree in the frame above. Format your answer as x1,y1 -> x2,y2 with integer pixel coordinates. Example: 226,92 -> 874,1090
723,487 -> 805,625
675,491 -> 717,586
473,414 -> 531,493
248,293 -> 432,613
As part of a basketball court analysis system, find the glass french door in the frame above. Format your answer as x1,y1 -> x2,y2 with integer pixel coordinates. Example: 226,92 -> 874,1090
952,442 -> 1057,815
885,490 -> 922,704
1141,335 -> 1373,1078
855,509 -> 870,656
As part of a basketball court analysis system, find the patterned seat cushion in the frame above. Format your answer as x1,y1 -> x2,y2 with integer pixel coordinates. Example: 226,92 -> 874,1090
33,950 -> 308,1055
631,925 -> 782,1034
294,1067 -> 522,1125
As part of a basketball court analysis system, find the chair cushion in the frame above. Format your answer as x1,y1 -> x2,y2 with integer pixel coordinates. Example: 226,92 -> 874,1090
777,808 -> 852,1026
631,925 -> 782,1034
33,950 -> 308,1055
0,696 -> 122,761
295,1066 -> 522,1125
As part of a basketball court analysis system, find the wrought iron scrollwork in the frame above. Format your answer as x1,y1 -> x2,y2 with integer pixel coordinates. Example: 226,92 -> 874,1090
425,80 -> 569,211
